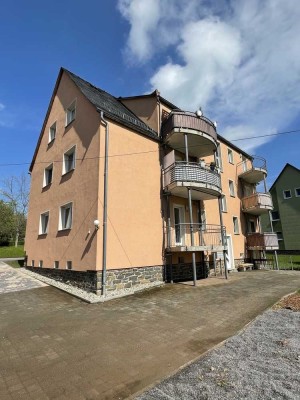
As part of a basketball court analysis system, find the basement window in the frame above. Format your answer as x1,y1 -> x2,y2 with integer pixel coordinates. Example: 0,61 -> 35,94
54,261 -> 59,269
32,260 -> 35,267
66,261 -> 72,270
39,260 -> 43,268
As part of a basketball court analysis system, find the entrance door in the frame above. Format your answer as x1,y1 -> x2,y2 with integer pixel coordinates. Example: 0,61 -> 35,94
225,234 -> 234,270
174,205 -> 185,246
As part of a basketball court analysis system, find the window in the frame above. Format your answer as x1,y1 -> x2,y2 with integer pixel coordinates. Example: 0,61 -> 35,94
39,212 -> 49,234
66,261 -> 72,270
276,232 -> 283,241
59,202 -> 73,230
229,180 -> 235,197
39,260 -> 43,268
32,260 -> 35,267
49,122 -> 56,143
221,195 -> 227,212
63,146 -> 76,174
54,261 -> 59,269
66,101 -> 76,126
271,211 -> 280,221
43,164 -> 53,187
214,143 -> 223,171
227,148 -> 234,164
233,217 -> 239,234
283,189 -> 292,199
295,188 -> 300,197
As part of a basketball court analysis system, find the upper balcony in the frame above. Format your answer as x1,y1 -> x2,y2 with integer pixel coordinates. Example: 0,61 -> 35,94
161,111 -> 218,158
163,161 -> 222,200
237,156 -> 267,184
246,232 -> 279,250
242,192 -> 273,215
166,223 -> 226,252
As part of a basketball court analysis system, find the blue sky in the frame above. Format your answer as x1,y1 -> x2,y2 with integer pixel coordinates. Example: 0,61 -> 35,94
1,0 -> 300,186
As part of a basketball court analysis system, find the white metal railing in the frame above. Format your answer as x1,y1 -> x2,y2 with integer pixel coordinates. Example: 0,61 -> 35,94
163,161 -> 221,190
237,156 -> 267,176
242,193 -> 273,211
166,223 -> 225,249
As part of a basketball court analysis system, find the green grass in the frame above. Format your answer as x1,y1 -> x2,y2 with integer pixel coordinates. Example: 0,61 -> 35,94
266,254 -> 300,270
6,260 -> 24,268
0,245 -> 25,258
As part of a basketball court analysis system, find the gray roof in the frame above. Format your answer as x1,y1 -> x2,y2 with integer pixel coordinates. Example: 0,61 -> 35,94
64,69 -> 159,141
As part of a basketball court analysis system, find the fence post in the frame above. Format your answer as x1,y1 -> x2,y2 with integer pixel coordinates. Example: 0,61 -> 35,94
290,256 -> 293,271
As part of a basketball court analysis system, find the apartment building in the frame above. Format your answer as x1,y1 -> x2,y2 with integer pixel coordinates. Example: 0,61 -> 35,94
24,68 -> 278,294
261,163 -> 300,250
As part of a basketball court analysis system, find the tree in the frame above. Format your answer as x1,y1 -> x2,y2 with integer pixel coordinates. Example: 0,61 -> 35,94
0,173 -> 30,246
0,200 -> 15,245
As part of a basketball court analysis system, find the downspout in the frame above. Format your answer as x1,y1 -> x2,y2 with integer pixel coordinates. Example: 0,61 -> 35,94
100,111 -> 109,296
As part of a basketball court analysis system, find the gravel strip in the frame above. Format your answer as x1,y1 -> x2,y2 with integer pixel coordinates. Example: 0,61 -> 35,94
19,267 -> 163,303
137,309 -> 300,400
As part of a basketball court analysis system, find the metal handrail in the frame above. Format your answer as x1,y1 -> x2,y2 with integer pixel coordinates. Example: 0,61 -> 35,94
237,155 -> 267,175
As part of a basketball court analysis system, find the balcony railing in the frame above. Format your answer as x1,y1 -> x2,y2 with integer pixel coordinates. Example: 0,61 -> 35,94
161,111 -> 217,157
163,161 -> 221,193
237,156 -> 267,183
166,223 -> 226,251
242,193 -> 273,214
247,232 -> 279,250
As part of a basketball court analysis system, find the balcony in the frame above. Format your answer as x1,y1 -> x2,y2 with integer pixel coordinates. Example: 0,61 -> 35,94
242,193 -> 273,215
163,161 -> 222,200
237,156 -> 267,184
161,111 -> 217,158
247,232 -> 279,250
166,223 -> 226,252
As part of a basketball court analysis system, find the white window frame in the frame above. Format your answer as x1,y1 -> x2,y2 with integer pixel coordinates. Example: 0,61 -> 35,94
271,211 -> 280,221
221,195 -> 227,212
276,232 -> 283,241
62,145 -> 76,175
39,260 -> 43,268
283,189 -> 292,199
295,188 -> 300,197
227,148 -> 234,164
66,261 -> 72,270
214,143 -> 223,171
54,261 -> 59,269
229,180 -> 235,197
39,211 -> 49,235
233,216 -> 239,234
59,202 -> 73,230
65,100 -> 76,126
43,163 -> 53,187
48,122 -> 56,143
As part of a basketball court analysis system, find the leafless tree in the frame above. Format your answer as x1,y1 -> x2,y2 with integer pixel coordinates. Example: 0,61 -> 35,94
0,173 -> 30,247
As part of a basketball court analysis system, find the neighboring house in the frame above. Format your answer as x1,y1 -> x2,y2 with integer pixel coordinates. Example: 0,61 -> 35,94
24,68 -> 278,295
261,163 -> 300,250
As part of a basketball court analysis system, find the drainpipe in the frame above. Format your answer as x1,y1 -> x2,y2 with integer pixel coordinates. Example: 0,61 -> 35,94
100,112 -> 109,296
184,133 -> 197,286
264,175 -> 279,270
218,196 -> 228,279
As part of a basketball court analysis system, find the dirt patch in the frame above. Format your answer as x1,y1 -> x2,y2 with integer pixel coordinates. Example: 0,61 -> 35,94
273,291 -> 300,311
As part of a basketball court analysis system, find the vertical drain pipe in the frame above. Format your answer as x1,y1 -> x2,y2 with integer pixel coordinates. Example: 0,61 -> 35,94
184,133 -> 197,286
100,112 -> 109,296
218,195 -> 228,279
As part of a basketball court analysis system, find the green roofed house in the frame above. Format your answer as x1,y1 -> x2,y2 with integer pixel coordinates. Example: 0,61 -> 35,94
261,164 -> 300,250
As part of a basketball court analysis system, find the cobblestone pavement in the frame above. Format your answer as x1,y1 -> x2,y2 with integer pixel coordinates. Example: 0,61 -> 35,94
0,270 -> 300,399
0,262 -> 47,294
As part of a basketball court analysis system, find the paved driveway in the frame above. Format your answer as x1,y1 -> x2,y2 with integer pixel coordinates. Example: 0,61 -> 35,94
0,269 -> 300,400
0,262 -> 47,294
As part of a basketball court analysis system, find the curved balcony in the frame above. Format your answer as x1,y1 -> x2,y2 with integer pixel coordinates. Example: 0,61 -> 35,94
163,162 -> 222,200
166,223 -> 226,252
247,232 -> 279,250
237,156 -> 267,184
161,111 -> 217,158
242,193 -> 273,215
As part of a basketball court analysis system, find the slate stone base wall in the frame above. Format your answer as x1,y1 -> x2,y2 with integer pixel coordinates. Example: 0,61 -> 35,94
26,265 -> 165,294
165,262 -> 209,282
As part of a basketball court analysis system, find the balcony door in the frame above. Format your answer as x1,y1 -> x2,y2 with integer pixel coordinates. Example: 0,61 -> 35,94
174,205 -> 185,246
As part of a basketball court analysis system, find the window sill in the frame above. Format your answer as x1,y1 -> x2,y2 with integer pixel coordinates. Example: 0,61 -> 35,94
38,233 -> 48,237
48,138 -> 55,146
42,182 -> 52,189
58,228 -> 72,232
62,169 -> 75,177
230,195 -> 236,198
222,210 -> 228,213
65,119 -> 75,129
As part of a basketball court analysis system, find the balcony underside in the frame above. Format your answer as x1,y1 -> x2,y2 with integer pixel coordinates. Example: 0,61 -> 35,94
167,245 -> 226,252
238,168 -> 267,184
164,129 -> 217,158
166,181 -> 222,200
243,205 -> 273,215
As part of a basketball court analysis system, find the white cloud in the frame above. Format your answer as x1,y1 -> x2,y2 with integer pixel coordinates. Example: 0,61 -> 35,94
118,0 -> 300,152
0,102 -> 5,112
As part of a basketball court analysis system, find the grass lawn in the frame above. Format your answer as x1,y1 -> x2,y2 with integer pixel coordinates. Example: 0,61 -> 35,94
266,254 -> 300,270
5,260 -> 24,268
0,245 -> 25,258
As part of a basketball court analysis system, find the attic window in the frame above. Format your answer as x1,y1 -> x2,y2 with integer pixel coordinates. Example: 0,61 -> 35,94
49,122 -> 56,143
66,100 -> 76,126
